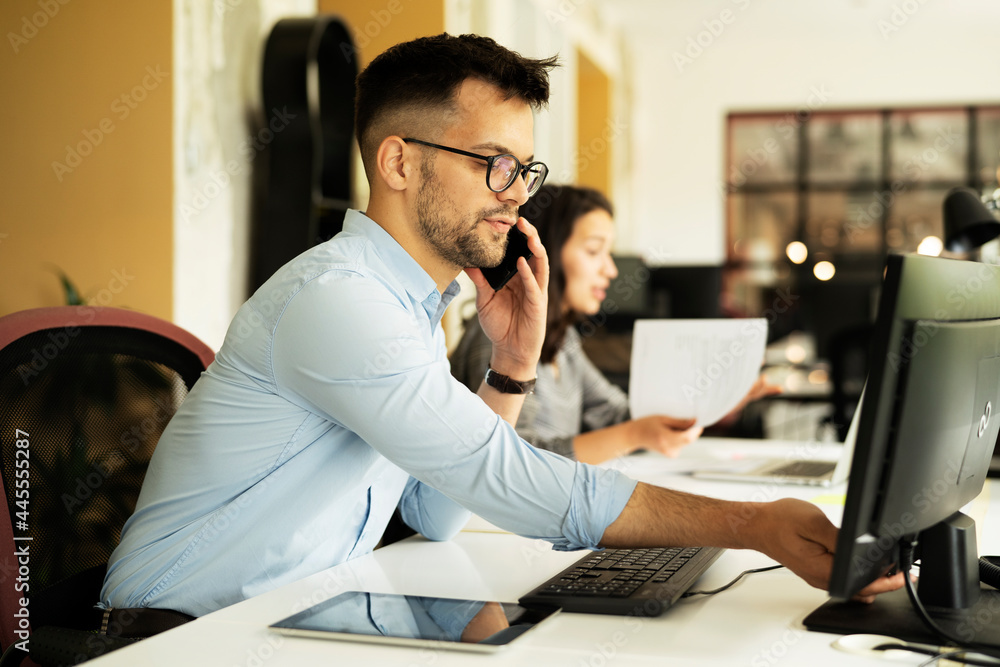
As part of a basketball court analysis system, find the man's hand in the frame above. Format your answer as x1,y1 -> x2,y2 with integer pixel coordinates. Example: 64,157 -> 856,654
744,498 -> 906,600
465,216 -> 549,379
742,498 -> 839,590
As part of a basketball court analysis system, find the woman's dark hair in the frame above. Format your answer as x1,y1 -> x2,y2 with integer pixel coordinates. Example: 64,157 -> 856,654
519,184 -> 613,364
354,33 -> 558,180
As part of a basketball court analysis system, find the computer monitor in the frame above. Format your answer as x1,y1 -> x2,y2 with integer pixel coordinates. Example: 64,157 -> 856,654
648,265 -> 722,319
804,252 -> 1000,648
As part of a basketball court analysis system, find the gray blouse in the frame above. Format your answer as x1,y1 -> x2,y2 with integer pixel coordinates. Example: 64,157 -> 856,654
449,317 -> 630,460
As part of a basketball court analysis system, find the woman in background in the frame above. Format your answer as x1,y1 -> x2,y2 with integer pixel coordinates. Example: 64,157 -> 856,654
451,184 -> 707,464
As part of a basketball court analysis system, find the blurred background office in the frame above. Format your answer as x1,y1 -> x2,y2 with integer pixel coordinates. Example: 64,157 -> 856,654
2,0 -> 999,440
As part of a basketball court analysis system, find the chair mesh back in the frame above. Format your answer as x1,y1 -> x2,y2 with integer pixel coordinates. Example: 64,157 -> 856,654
0,325 -> 204,593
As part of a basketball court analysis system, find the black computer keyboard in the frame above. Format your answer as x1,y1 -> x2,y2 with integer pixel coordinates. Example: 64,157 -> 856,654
518,546 -> 725,617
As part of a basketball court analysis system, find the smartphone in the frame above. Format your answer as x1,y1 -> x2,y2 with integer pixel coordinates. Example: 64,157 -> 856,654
479,226 -> 533,291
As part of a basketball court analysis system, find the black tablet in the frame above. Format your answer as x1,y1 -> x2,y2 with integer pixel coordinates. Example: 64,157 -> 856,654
269,591 -> 560,653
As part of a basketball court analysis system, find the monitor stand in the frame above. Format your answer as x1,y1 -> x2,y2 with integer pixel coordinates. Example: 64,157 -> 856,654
804,586 -> 1000,648
807,515 -> 1000,649
808,516 -> 1000,648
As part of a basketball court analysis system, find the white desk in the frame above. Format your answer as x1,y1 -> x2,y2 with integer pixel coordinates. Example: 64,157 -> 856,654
86,438 -> 1000,666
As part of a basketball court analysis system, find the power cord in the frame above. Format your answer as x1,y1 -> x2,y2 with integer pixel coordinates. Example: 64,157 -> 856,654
681,564 -> 785,598
981,556 -> 1000,589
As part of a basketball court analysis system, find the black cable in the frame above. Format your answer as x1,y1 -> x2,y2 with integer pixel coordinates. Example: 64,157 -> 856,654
928,651 -> 1000,666
981,556 -> 1000,589
898,538 -> 1000,661
872,643 -> 1000,666
918,650 -> 1000,667
681,564 -> 785,598
873,642 -> 938,657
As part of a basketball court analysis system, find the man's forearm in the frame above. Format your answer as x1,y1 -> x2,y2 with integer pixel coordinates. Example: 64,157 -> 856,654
598,482 -> 757,550
476,381 -> 528,426
475,351 -> 537,426
599,482 -> 846,593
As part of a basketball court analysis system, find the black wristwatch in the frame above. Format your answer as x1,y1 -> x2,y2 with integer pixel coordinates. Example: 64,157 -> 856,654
485,366 -> 536,395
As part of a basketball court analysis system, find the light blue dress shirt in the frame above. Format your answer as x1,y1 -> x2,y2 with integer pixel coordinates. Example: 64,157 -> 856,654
101,210 -> 637,617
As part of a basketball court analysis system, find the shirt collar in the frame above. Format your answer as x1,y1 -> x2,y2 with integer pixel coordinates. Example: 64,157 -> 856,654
343,210 -> 462,324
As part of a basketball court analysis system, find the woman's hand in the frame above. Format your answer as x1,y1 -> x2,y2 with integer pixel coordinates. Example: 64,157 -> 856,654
627,415 -> 703,457
720,372 -> 782,422
574,415 -> 702,464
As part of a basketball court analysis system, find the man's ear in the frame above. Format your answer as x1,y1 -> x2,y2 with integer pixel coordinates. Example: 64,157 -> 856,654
375,136 -> 413,192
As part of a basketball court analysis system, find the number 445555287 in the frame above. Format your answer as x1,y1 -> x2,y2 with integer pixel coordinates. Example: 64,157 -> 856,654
14,429 -> 29,530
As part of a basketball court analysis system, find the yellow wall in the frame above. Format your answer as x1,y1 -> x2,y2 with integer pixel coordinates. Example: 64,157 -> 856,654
576,48 -> 612,196
0,1 -> 173,318
318,0 -> 445,67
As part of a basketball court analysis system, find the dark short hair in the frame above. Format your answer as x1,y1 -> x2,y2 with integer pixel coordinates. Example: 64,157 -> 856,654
354,33 -> 559,179
519,184 -> 614,364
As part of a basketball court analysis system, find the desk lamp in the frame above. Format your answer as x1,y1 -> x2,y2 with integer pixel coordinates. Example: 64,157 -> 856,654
943,186 -> 1000,255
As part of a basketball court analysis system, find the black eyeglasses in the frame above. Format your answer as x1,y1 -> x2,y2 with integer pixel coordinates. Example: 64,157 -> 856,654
403,138 -> 548,197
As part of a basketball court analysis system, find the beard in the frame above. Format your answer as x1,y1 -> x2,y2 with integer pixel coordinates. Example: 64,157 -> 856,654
415,160 -> 513,269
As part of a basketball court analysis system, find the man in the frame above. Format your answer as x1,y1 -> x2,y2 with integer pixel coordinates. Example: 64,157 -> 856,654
101,33 -> 902,621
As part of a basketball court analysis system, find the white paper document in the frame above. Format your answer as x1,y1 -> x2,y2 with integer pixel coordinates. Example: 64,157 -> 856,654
628,319 -> 768,427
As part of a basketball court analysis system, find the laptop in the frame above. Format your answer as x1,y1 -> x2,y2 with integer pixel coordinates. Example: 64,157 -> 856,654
691,388 -> 863,487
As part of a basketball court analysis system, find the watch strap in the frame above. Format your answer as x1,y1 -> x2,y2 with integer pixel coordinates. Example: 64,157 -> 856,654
485,366 -> 536,395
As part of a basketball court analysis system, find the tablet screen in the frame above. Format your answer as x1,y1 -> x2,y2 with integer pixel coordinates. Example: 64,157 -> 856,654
269,591 -> 560,653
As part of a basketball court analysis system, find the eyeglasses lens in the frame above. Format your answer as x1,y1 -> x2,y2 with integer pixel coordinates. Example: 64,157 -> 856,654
524,165 -> 546,195
489,155 -> 518,192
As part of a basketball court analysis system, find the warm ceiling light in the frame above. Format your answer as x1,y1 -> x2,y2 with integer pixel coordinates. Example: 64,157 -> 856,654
786,241 -> 808,264
785,344 -> 807,364
916,235 -> 944,256
813,261 -> 836,281
808,368 -> 829,385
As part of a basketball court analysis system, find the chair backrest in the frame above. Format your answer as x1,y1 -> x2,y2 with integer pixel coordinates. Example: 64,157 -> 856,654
0,307 -> 214,651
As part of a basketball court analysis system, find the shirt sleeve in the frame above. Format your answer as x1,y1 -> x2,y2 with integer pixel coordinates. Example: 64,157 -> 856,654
272,274 -> 636,551
397,476 -> 471,542
416,597 -> 486,642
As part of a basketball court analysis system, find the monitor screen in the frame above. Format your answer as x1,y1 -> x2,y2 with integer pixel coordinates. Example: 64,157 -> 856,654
805,252 -> 1000,648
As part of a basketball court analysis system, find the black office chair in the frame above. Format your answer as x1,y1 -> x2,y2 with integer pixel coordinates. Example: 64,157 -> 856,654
0,307 -> 214,665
